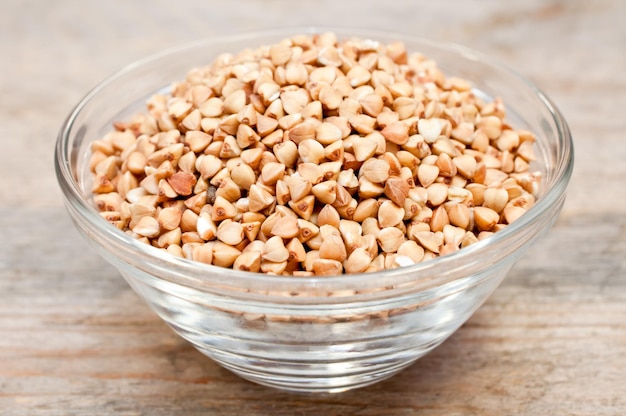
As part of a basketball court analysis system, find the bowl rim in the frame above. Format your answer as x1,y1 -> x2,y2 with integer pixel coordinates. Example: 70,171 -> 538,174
55,26 -> 574,291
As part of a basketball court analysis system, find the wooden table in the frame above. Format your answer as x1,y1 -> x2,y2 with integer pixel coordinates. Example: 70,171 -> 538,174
2,1 -> 625,414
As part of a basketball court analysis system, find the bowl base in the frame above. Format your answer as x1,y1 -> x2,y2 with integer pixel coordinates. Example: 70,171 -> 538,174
199,346 -> 434,394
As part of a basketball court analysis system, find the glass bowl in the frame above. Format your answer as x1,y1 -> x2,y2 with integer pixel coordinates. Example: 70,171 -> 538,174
55,28 -> 573,393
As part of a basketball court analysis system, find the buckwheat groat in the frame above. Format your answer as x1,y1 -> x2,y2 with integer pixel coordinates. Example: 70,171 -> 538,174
90,32 -> 541,276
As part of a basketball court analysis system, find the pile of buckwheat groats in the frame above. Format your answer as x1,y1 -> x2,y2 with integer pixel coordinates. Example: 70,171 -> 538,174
89,32 -> 541,276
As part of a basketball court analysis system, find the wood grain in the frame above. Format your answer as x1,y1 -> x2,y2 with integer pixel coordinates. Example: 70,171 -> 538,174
2,0 -> 625,414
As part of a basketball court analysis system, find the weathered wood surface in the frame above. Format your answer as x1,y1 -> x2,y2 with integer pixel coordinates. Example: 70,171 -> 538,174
1,0 -> 625,414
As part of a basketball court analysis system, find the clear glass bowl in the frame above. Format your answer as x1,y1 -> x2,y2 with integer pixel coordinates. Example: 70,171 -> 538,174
55,28 -> 573,393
